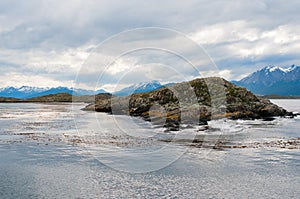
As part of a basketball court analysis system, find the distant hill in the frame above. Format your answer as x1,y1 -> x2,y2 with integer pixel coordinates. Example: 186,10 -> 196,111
0,92 -> 113,103
0,86 -> 107,99
26,93 -> 73,102
0,97 -> 21,102
232,65 -> 300,96
262,94 -> 300,99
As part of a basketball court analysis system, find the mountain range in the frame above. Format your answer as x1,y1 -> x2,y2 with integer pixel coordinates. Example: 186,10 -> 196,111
0,81 -> 171,99
2,64 -> 299,99
113,80 -> 165,96
232,65 -> 300,96
0,86 -> 107,99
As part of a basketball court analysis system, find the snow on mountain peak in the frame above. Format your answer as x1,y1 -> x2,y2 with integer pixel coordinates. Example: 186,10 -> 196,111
268,66 -> 280,72
18,86 -> 47,93
262,65 -> 283,73
234,64 -> 300,96
262,65 -> 300,74
134,80 -> 161,89
0,86 -> 107,98
113,80 -> 163,96
285,64 -> 299,72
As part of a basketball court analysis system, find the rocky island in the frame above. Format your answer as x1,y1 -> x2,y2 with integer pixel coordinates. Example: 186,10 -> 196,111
83,77 -> 291,130
0,77 -> 292,130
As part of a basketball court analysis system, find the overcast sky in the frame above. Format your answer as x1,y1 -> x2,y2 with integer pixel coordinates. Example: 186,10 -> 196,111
1,0 -> 300,90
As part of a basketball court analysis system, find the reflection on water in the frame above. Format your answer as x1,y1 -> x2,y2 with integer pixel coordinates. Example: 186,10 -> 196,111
0,101 -> 300,198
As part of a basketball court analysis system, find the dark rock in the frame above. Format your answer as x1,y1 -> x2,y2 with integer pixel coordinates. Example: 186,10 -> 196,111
83,77 -> 291,130
81,93 -> 113,111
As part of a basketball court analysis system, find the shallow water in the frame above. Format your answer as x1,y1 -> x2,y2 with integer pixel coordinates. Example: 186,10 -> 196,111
0,101 -> 299,198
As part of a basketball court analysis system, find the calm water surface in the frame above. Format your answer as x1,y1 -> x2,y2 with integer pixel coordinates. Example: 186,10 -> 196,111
0,101 -> 299,198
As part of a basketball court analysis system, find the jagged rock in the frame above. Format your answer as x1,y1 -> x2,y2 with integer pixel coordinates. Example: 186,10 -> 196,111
83,77 -> 290,130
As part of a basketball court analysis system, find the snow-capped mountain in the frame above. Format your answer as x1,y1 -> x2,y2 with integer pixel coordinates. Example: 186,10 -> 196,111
0,86 -> 48,99
113,80 -> 164,96
233,65 -> 300,96
0,86 -> 107,99
0,81 -> 168,99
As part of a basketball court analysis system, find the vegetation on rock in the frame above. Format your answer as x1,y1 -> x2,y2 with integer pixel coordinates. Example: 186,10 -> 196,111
83,77 -> 290,130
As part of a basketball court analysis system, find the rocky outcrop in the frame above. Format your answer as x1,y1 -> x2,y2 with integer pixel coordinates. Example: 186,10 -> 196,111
81,93 -> 113,111
83,77 -> 291,130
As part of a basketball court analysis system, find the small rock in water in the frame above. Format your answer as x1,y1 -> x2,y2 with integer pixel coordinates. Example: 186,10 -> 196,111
262,117 -> 275,121
198,125 -> 209,131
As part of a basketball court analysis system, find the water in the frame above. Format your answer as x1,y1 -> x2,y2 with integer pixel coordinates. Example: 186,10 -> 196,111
0,101 -> 299,198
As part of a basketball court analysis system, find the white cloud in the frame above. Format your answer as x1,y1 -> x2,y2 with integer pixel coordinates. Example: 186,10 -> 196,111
1,0 -> 300,87
189,21 -> 300,80
106,57 -> 138,75
0,72 -> 74,88
225,24 -> 300,59
189,20 -> 260,44
199,69 -> 232,80
261,25 -> 300,44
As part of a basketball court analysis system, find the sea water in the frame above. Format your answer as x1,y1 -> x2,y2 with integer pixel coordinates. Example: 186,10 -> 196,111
0,101 -> 299,198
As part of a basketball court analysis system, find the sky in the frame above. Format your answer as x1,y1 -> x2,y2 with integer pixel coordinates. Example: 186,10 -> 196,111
1,0 -> 300,91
